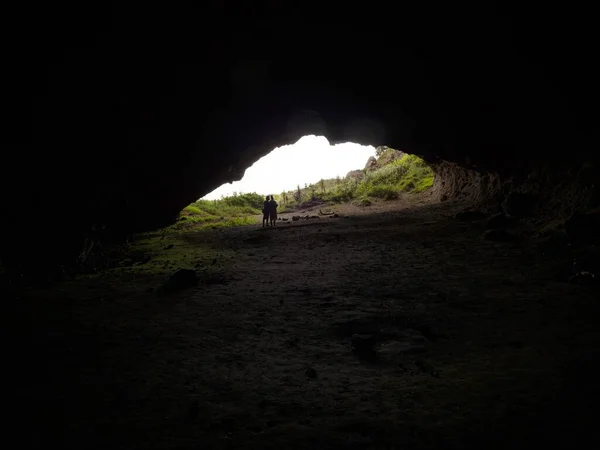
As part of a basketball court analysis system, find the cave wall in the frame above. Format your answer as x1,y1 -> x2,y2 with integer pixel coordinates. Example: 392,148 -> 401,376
429,162 -> 503,206
2,1 -> 598,273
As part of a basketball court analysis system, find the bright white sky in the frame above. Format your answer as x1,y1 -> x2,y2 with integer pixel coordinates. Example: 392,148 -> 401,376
201,135 -> 376,200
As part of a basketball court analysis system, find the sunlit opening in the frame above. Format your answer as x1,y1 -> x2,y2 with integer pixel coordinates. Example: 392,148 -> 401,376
201,135 -> 375,200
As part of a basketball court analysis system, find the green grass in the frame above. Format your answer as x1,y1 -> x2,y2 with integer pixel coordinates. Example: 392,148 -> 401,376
170,192 -> 264,232
355,154 -> 434,199
167,151 -> 434,230
276,152 -> 434,209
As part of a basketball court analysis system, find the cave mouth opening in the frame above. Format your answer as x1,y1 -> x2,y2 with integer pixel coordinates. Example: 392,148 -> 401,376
202,135 -> 377,201
177,135 -> 435,230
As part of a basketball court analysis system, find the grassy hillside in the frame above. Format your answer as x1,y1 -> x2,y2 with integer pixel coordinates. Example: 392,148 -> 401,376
174,193 -> 264,231
176,151 -> 434,228
277,152 -> 434,210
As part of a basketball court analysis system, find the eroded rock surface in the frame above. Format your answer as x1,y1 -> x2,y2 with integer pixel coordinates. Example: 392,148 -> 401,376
2,2 -> 598,273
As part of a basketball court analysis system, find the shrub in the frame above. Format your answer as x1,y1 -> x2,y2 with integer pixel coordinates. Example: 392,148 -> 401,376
277,152 -> 434,208
174,192 -> 265,231
174,151 -> 435,230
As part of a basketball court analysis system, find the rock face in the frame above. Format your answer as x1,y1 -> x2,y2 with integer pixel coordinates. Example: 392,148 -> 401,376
364,157 -> 379,172
377,148 -> 404,167
364,147 -> 404,172
2,2 -> 599,273
346,170 -> 365,181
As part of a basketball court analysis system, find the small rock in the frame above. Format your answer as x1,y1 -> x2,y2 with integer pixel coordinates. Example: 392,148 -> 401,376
157,269 -> 198,296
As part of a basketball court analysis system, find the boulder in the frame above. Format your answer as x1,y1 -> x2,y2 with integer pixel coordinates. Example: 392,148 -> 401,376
346,169 -> 365,181
364,156 -> 378,172
157,268 -> 198,296
377,147 -> 404,166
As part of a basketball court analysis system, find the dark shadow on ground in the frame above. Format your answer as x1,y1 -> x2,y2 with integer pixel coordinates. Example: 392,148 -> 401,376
18,199 -> 600,449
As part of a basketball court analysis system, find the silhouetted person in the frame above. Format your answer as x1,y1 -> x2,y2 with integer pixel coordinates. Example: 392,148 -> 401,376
269,195 -> 278,226
262,195 -> 270,228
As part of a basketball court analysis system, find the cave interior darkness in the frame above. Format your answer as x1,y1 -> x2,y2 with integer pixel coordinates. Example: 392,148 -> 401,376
2,2 -> 598,268
4,2 -> 600,449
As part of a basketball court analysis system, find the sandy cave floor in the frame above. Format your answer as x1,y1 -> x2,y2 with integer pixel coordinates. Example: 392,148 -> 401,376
18,197 -> 600,449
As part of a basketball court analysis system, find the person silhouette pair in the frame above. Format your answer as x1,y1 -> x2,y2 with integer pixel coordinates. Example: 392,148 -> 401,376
262,195 -> 278,228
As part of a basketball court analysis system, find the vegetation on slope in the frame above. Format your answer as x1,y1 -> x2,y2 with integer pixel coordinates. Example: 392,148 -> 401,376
278,151 -> 434,210
176,150 -> 434,229
174,193 -> 264,231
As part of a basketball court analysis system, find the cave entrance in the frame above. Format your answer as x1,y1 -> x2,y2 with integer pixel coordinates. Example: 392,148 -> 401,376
203,136 -> 376,201
178,135 -> 434,229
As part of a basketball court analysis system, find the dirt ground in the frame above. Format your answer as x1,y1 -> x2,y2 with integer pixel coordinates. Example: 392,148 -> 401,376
17,196 -> 600,449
